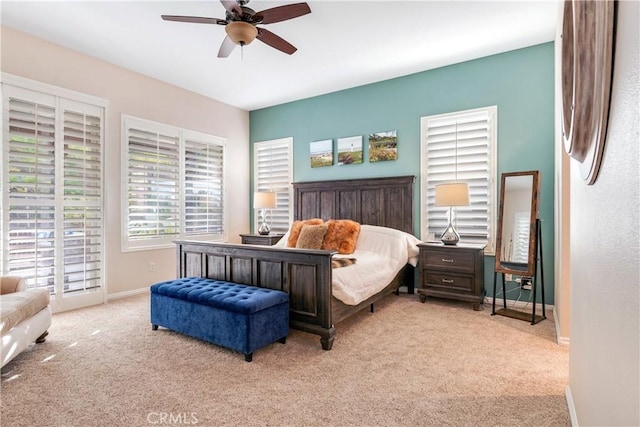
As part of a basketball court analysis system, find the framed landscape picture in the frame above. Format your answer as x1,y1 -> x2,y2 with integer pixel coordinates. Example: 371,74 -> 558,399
369,130 -> 398,162
310,139 -> 333,168
337,136 -> 363,165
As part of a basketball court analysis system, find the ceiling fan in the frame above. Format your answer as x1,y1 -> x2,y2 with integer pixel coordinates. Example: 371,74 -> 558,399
161,0 -> 311,58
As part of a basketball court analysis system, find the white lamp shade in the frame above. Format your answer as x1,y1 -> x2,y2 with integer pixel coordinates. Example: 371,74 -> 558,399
253,192 -> 277,209
435,183 -> 470,207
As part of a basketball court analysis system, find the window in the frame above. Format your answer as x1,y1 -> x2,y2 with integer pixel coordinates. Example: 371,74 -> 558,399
253,138 -> 293,234
1,75 -> 106,311
184,134 -> 224,236
122,116 -> 226,250
420,106 -> 497,252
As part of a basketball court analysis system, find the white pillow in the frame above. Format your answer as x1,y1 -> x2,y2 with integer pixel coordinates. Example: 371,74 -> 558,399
356,225 -> 421,266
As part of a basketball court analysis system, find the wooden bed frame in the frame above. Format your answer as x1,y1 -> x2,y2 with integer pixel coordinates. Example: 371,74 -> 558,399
174,175 -> 416,350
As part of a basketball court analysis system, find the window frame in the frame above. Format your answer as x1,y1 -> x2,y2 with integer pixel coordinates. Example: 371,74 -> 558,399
1,72 -> 108,312
420,106 -> 498,254
121,115 -> 227,252
253,137 -> 293,234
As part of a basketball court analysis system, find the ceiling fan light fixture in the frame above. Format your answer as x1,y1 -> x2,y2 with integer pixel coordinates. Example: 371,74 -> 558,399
225,21 -> 258,45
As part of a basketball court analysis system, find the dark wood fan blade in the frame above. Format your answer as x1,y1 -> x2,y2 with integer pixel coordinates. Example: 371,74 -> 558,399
220,0 -> 242,16
217,36 -> 237,58
161,15 -> 226,25
256,28 -> 297,55
259,3 -> 311,24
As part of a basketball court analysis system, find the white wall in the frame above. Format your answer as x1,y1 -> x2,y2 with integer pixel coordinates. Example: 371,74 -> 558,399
568,1 -> 639,425
1,26 -> 250,297
553,0 -> 571,344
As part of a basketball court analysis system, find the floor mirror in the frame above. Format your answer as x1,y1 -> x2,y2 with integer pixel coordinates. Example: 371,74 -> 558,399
491,170 -> 546,324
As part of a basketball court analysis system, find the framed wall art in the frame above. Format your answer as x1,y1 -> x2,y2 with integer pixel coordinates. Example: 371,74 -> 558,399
337,136 -> 363,165
369,130 -> 398,162
310,139 -> 333,168
560,0 -> 615,184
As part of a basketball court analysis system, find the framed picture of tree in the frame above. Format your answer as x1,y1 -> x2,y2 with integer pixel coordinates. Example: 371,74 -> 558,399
369,130 -> 398,162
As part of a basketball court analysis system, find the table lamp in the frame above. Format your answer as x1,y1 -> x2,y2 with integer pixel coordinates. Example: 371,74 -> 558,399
435,182 -> 469,245
254,192 -> 277,235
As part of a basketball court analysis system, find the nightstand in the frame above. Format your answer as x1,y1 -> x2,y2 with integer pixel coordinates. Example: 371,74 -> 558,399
239,233 -> 284,246
417,242 -> 486,310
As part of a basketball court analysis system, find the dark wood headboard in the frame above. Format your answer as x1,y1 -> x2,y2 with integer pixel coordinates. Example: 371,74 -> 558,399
293,175 -> 415,235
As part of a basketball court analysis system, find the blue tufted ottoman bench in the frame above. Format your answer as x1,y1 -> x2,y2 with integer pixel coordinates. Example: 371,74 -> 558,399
150,277 -> 289,362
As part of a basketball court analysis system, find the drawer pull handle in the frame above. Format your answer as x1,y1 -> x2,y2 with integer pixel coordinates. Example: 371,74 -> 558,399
442,279 -> 454,284
442,258 -> 454,263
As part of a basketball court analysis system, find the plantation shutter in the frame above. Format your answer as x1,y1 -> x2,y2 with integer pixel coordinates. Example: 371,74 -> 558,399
122,116 -> 226,250
125,121 -> 180,241
2,82 -> 105,301
424,107 -> 496,249
254,138 -> 293,233
61,102 -> 104,293
184,134 -> 225,236
4,94 -> 57,290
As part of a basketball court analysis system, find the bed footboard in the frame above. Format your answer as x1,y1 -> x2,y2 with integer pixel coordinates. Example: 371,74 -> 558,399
174,240 -> 336,349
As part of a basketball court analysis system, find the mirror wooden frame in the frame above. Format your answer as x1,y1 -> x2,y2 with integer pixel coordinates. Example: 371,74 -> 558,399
494,170 -> 540,277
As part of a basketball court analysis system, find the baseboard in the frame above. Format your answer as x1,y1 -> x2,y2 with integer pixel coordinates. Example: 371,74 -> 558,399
566,385 -> 578,426
554,306 -> 570,346
107,287 -> 149,302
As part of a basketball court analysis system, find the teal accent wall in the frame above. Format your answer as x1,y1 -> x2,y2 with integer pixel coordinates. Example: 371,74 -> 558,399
250,42 -> 555,303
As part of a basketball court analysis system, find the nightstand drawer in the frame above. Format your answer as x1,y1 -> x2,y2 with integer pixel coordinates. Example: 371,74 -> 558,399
423,272 -> 473,292
422,250 -> 475,273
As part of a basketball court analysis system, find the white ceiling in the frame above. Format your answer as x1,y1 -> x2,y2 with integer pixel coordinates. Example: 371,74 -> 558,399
1,1 -> 560,111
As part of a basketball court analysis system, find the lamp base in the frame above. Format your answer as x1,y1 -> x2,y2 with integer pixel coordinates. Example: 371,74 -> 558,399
440,224 -> 460,245
257,223 -> 271,235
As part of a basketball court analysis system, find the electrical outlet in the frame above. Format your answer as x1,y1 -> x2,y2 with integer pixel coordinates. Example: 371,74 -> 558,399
505,273 -> 512,281
149,262 -> 156,272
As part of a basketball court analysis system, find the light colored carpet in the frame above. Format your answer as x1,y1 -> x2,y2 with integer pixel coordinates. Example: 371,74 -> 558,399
1,293 -> 569,426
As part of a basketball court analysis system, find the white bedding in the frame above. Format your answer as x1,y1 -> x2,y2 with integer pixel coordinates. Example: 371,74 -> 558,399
275,224 -> 421,306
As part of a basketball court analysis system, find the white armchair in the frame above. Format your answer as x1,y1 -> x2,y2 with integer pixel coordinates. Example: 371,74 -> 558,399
1,275 -> 27,295
1,276 -> 52,367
